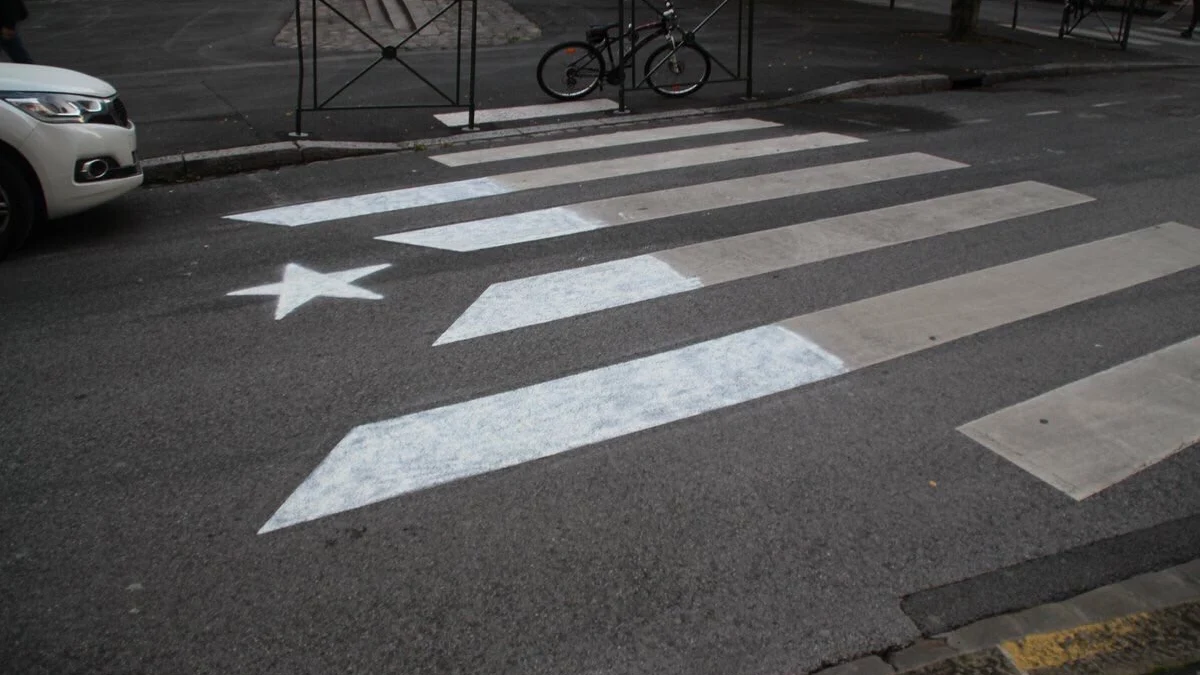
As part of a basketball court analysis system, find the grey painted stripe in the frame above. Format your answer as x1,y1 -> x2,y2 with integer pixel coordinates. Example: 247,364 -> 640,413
225,133 -> 863,227
959,335 -> 1200,500
781,223 -> 1200,370
435,182 -> 1094,344
434,99 -> 619,126
431,118 -> 784,166
378,152 -> 966,251
260,223 -> 1200,532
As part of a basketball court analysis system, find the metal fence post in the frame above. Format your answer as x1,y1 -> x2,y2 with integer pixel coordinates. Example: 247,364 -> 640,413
617,0 -> 628,113
744,0 -> 755,99
467,0 -> 479,129
291,0 -> 306,137
456,0 -> 463,103
312,0 -> 319,112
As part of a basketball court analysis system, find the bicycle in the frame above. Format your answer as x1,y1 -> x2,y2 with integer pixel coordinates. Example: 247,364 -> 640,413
536,1 -> 712,100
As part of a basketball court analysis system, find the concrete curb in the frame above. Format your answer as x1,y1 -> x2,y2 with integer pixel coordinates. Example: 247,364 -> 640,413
141,60 -> 1195,185
812,559 -> 1200,675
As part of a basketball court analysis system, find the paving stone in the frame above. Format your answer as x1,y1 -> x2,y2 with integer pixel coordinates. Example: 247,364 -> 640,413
903,647 -> 1021,675
1065,583 -> 1154,624
1118,569 -> 1200,610
1007,602 -> 1088,636
887,639 -> 960,672
945,615 -> 1026,652
817,655 -> 894,675
1173,559 -> 1200,586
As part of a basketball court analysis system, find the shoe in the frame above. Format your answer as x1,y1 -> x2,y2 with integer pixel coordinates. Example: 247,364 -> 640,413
1183,29 -> 1195,38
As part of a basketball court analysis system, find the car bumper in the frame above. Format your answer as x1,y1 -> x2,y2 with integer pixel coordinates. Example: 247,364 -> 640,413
21,119 -> 142,220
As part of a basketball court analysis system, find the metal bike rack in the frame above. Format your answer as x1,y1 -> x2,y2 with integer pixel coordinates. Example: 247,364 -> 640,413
290,0 -> 479,137
615,0 -> 757,113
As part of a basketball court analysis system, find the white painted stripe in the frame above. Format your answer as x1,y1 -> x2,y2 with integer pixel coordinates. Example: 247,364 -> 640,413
260,326 -> 848,533
225,133 -> 864,227
434,99 -> 620,126
1071,27 -> 1161,46
959,335 -> 1200,500
435,182 -> 1094,344
1134,33 -> 1200,46
1003,24 -> 1161,46
1092,101 -> 1126,108
1008,25 -> 1072,39
260,222 -> 1200,532
1027,110 -> 1061,117
377,153 -> 966,251
1135,25 -> 1200,44
430,118 -> 783,166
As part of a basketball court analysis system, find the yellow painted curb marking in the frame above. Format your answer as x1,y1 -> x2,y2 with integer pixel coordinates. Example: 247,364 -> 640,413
1001,611 -> 1150,671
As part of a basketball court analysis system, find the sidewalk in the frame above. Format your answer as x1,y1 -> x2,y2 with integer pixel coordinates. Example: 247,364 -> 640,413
19,0 -> 1196,163
813,558 -> 1200,675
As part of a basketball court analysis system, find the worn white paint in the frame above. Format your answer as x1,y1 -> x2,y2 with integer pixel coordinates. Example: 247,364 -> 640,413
225,178 -> 509,227
378,153 -> 966,251
959,335 -> 1200,500
227,263 -> 390,319
435,182 -> 1094,344
430,118 -> 783,166
225,133 -> 863,227
434,99 -> 620,126
1027,110 -> 1061,117
259,326 -> 847,533
260,223 -> 1200,532
1091,101 -> 1126,108
436,256 -> 704,345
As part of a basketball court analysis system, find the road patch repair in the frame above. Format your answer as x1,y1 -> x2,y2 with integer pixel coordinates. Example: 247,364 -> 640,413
813,559 -> 1200,675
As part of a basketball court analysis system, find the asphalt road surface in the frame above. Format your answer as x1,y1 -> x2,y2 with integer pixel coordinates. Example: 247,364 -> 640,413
2,69 -> 1199,675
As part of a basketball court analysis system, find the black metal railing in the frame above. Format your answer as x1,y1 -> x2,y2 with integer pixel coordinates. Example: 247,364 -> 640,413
615,0 -> 757,112
291,0 -> 479,137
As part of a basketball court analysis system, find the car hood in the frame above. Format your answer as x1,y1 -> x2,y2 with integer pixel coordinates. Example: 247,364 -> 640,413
0,64 -> 117,98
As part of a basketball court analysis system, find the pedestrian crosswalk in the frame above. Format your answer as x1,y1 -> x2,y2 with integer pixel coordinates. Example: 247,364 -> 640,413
229,115 -> 1200,533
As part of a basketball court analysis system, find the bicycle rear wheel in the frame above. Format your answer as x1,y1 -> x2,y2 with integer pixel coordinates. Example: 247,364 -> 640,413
537,41 -> 605,101
644,43 -> 710,98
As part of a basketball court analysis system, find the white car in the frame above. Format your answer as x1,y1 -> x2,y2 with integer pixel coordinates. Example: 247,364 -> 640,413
0,64 -> 142,259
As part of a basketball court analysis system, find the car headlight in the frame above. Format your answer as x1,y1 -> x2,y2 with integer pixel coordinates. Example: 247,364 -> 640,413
2,92 -> 109,124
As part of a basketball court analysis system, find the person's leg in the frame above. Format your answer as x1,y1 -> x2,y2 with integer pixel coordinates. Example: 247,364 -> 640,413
1184,0 -> 1198,38
0,32 -> 33,63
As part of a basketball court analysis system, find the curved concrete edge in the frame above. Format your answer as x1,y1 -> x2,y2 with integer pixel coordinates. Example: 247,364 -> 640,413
141,60 -> 1196,185
811,559 -> 1200,675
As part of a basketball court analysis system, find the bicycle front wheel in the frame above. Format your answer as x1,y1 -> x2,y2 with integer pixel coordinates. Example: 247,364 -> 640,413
644,43 -> 710,98
537,41 -> 605,101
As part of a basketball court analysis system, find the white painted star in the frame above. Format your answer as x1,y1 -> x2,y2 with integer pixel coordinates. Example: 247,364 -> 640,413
228,263 -> 392,319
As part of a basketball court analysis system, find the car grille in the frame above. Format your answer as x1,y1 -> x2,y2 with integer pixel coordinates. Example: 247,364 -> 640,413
90,97 -> 131,128
111,97 -> 129,127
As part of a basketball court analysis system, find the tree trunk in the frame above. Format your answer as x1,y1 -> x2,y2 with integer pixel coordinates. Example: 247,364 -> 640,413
948,0 -> 982,40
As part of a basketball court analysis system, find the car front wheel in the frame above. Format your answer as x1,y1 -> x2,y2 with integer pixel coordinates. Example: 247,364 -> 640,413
0,157 -> 36,260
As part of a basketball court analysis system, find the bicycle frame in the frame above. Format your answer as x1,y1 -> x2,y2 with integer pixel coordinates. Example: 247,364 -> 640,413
590,5 -> 685,80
